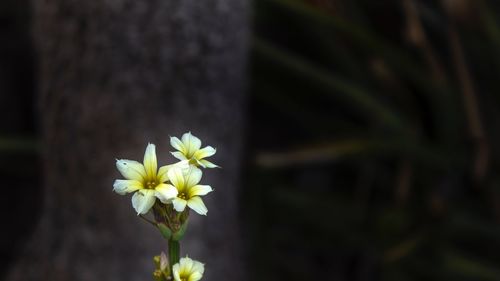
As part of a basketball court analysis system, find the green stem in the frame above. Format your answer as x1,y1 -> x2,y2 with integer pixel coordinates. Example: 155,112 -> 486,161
168,239 -> 180,274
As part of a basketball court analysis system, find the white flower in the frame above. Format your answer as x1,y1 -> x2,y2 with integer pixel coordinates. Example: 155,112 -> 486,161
113,143 -> 185,215
170,132 -> 218,168
173,256 -> 205,281
167,166 -> 213,215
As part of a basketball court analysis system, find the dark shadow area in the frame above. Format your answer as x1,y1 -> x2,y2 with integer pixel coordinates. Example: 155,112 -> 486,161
0,0 -> 40,278
244,0 -> 500,280
3,0 -> 500,280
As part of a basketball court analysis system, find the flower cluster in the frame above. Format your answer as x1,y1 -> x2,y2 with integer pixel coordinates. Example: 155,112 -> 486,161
113,132 -> 216,281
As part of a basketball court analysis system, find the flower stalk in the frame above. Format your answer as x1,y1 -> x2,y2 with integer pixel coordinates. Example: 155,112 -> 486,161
168,239 -> 180,273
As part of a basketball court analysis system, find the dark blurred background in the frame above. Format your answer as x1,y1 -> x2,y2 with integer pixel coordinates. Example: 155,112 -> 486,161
3,0 -> 500,280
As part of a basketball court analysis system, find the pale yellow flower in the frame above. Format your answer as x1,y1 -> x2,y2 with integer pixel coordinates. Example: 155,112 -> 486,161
173,256 -> 204,281
113,143 -> 184,215
167,166 -> 213,215
170,132 -> 218,168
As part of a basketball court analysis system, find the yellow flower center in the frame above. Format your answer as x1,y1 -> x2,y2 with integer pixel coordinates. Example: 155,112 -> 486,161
178,192 -> 188,200
145,180 -> 158,189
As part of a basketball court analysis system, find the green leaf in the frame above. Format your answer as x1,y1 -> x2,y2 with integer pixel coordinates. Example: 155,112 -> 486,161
157,223 -> 172,240
172,219 -> 189,241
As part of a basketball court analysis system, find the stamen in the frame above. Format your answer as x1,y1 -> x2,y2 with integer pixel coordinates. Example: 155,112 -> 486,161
145,180 -> 157,189
178,192 -> 188,200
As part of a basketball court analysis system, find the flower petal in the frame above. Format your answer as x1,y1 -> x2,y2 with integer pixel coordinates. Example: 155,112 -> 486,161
173,198 -> 187,212
158,160 -> 190,183
179,256 -> 194,274
182,132 -> 201,155
198,159 -> 219,168
170,136 -> 186,154
157,165 -> 170,183
194,159 -> 205,168
168,167 -> 185,190
116,159 -> 146,181
188,185 -> 212,197
189,271 -> 203,281
193,146 -> 216,159
192,260 -> 205,275
113,179 -> 143,195
185,166 -> 202,187
160,252 -> 169,271
143,143 -> 157,179
131,190 -> 156,215
187,196 -> 208,215
172,263 -> 181,281
155,184 -> 178,203
174,160 -> 190,170
171,151 -> 188,161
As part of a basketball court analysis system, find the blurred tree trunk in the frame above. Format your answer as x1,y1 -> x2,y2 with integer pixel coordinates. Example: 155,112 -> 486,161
6,0 -> 248,280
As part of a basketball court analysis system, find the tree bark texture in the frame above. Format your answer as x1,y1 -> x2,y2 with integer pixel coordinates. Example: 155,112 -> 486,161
7,0 -> 248,280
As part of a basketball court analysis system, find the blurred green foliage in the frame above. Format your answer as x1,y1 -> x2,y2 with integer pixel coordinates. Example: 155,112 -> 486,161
247,0 -> 500,280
